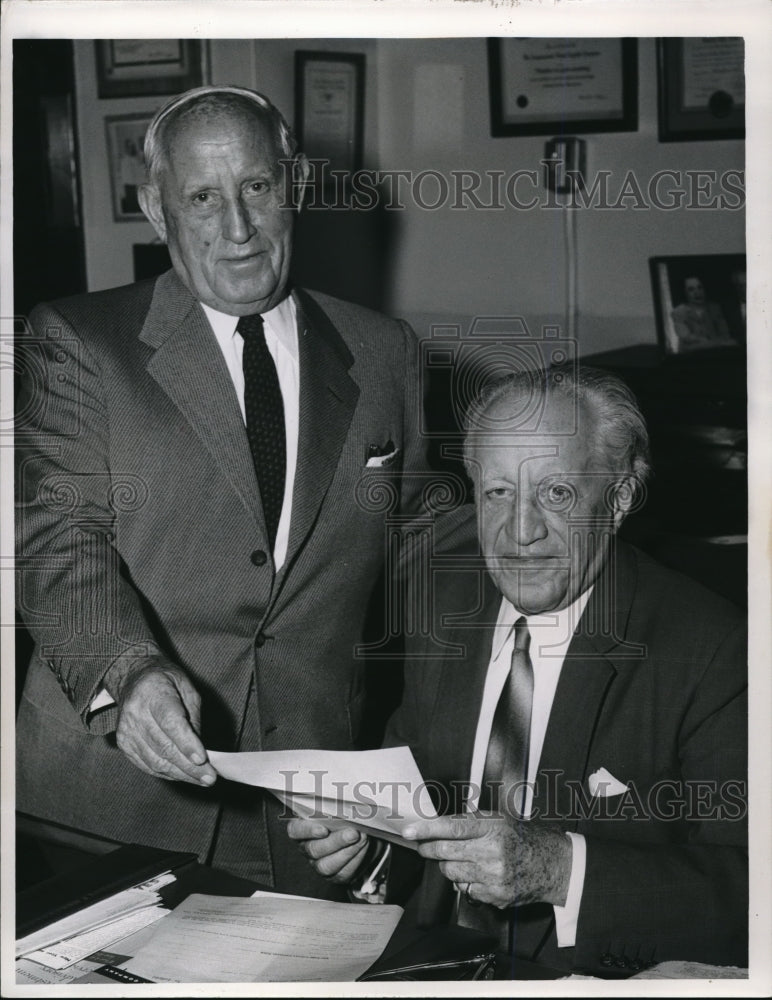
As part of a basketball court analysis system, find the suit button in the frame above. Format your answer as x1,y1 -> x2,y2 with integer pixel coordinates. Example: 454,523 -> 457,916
250,550 -> 268,567
254,633 -> 266,648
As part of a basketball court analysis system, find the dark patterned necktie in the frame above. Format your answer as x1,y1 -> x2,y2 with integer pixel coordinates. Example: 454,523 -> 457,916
237,313 -> 285,549
457,617 -> 534,946
479,616 -> 534,818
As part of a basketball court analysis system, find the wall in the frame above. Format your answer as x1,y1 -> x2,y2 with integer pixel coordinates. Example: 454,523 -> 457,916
73,38 -> 380,296
73,37 -> 745,356
73,40 -> 160,293
374,37 -> 745,354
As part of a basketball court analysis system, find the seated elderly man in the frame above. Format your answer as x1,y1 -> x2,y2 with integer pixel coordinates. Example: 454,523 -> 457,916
287,365 -> 747,977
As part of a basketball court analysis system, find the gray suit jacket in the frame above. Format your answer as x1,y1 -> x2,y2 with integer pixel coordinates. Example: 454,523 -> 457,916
16,270 -> 426,888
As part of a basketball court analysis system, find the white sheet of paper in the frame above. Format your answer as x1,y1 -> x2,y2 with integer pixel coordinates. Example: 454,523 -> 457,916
16,887 -> 162,957
24,905 -> 168,969
16,957 -> 105,985
249,889 -> 313,901
122,893 -> 403,983
274,791 -> 423,850
90,920 -> 166,966
207,745 -> 436,846
631,960 -> 748,979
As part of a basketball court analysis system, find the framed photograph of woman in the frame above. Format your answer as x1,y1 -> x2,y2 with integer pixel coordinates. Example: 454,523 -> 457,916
649,254 -> 747,355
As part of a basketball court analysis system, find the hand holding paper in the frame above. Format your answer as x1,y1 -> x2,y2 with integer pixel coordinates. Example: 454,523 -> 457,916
287,821 -> 371,883
110,658 -> 217,786
207,746 -> 437,849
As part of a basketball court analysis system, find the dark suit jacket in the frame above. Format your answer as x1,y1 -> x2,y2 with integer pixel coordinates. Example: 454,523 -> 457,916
16,270 -> 426,891
385,507 -> 747,976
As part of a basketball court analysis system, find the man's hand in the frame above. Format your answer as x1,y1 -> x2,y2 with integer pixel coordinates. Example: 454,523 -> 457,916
286,819 -> 369,884
403,814 -> 572,908
109,659 -> 217,786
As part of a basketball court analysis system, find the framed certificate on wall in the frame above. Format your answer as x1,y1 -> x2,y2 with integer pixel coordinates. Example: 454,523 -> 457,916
96,39 -> 205,99
294,51 -> 365,174
657,38 -> 744,141
488,37 -> 638,137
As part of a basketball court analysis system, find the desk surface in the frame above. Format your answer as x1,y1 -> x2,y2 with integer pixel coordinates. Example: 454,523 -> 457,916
17,837 -> 563,982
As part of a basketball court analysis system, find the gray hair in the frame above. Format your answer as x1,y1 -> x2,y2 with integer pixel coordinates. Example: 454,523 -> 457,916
143,85 -> 298,186
463,364 -> 651,490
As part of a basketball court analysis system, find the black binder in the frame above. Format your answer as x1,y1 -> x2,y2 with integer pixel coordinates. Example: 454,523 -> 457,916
16,843 -> 198,938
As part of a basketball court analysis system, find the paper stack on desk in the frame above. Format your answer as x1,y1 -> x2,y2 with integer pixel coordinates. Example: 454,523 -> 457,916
16,872 -> 174,972
208,745 -> 437,847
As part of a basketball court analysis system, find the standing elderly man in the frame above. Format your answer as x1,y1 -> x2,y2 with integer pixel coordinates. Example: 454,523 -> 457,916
16,85 -> 425,896
289,366 -> 747,974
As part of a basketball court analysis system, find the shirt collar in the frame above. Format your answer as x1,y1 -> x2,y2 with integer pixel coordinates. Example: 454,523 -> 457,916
200,295 -> 298,362
491,586 -> 594,663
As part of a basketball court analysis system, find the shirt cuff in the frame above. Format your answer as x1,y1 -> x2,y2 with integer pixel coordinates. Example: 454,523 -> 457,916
553,832 -> 586,948
88,643 -> 162,715
350,842 -> 391,904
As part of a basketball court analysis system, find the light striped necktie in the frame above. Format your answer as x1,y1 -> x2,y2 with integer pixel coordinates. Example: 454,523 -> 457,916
479,616 -> 534,818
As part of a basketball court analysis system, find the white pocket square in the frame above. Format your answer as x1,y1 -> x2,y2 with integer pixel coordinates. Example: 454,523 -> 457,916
366,448 -> 400,468
588,767 -> 628,798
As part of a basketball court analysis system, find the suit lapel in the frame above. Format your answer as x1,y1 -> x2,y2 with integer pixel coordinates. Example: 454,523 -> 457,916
532,539 -> 639,822
532,631 -> 618,823
139,270 -> 266,534
282,289 -> 359,570
517,541 -> 639,963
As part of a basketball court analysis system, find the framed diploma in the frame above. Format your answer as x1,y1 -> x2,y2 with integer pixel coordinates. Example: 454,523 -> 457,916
294,51 -> 365,174
657,38 -> 744,142
488,37 -> 638,137
96,39 -> 205,99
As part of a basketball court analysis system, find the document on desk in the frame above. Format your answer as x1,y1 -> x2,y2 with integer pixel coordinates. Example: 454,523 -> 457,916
16,957 -> 107,985
15,885 -> 167,958
121,893 -> 403,983
207,745 -> 436,848
21,905 -> 168,970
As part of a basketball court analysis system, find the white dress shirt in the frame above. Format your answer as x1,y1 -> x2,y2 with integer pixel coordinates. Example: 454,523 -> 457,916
467,589 -> 593,948
201,297 -> 299,571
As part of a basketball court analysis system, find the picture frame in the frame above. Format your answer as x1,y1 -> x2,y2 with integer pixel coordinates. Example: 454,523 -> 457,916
294,51 -> 365,176
95,39 -> 204,99
41,94 -> 80,229
649,254 -> 747,355
488,37 -> 638,137
656,38 -> 744,142
105,113 -> 153,221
